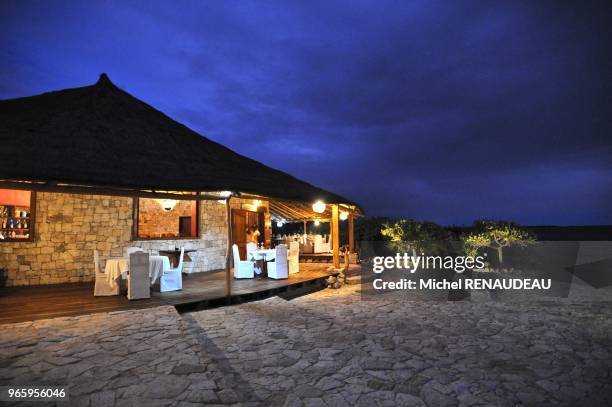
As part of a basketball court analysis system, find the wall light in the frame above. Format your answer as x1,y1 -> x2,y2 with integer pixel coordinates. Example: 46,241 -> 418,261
217,190 -> 232,203
340,211 -> 348,221
276,220 -> 284,228
314,220 -> 320,226
156,199 -> 177,211
312,200 -> 326,213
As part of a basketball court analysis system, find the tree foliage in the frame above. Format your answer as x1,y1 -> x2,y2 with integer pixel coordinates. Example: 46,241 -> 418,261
463,220 -> 535,265
380,219 -> 453,256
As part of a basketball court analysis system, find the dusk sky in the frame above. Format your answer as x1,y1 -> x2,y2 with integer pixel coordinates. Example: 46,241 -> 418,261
1,0 -> 610,225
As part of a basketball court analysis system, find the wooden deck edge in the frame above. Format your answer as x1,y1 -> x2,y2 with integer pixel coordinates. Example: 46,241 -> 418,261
174,275 -> 330,313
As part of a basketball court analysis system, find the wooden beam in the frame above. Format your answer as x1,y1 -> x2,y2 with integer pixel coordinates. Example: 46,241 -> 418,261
303,220 -> 307,234
225,197 -> 233,301
273,201 -> 306,219
348,213 -> 355,253
0,180 -> 222,201
332,204 -> 340,268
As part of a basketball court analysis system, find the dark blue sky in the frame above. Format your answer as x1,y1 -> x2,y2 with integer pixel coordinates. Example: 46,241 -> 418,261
1,0 -> 610,225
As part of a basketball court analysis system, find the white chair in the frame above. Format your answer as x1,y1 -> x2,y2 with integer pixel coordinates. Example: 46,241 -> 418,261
126,246 -> 144,269
314,234 -> 331,253
246,242 -> 260,275
246,242 -> 257,258
160,247 -> 183,292
233,244 -> 254,279
288,241 -> 300,275
93,250 -> 120,296
127,252 -> 150,300
267,244 -> 288,279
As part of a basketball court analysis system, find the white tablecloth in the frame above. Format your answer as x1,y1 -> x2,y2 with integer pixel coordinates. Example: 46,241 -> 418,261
104,255 -> 171,288
247,249 -> 276,261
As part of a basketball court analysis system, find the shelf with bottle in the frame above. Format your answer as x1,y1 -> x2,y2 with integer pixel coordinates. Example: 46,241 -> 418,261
0,231 -> 30,239
1,218 -> 29,230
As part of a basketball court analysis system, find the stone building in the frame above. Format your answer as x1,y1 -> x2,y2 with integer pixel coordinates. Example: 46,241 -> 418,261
0,74 -> 362,287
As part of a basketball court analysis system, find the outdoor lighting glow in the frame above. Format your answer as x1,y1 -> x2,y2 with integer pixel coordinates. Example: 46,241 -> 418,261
253,199 -> 262,208
312,200 -> 326,213
314,220 -> 320,226
219,191 -> 232,198
276,220 -> 284,227
156,199 -> 177,211
340,211 -> 348,221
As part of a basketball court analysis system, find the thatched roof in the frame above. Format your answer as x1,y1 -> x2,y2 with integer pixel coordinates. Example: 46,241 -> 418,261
0,74 -> 360,209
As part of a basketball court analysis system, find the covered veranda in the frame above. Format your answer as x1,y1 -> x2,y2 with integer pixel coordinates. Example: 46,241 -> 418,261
268,198 -> 361,265
0,74 -> 364,320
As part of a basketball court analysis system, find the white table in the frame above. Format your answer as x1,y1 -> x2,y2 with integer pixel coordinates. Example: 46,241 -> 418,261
247,248 -> 276,261
104,255 -> 171,288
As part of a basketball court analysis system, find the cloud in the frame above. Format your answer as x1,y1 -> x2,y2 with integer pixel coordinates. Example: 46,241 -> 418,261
1,0 -> 611,224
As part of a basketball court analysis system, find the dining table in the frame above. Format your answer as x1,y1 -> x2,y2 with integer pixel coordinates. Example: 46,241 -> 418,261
247,248 -> 276,278
159,249 -> 196,268
104,255 -> 171,289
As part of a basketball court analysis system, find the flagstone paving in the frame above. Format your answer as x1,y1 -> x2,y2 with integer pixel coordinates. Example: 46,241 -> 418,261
1,286 -> 611,406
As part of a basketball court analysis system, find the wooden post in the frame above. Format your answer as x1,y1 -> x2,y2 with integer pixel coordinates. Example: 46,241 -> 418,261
348,213 -> 355,253
303,220 -> 307,235
224,196 -> 233,301
332,204 -> 340,268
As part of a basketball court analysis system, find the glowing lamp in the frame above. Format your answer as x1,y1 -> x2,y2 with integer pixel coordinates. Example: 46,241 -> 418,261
217,190 -> 232,203
312,200 -> 326,213
156,199 -> 177,211
276,220 -> 284,228
340,211 -> 348,221
314,220 -> 320,226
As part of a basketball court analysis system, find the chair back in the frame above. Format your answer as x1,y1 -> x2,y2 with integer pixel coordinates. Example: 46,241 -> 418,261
232,244 -> 242,263
176,247 -> 185,272
126,246 -> 143,256
289,241 -> 299,257
128,252 -> 150,300
246,242 -> 257,257
275,244 -> 288,264
93,249 -> 101,274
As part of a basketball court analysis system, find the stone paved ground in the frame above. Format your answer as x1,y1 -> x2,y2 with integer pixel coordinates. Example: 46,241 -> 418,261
0,306 -> 236,406
191,287 -> 612,406
1,286 -> 611,406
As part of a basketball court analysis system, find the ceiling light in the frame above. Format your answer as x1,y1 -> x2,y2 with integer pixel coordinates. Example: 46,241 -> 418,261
312,200 -> 326,213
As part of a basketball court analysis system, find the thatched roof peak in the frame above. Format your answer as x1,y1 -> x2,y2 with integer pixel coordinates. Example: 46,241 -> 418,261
96,73 -> 113,86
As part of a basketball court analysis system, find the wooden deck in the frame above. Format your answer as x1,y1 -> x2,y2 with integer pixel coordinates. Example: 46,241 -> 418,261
299,253 -> 333,263
0,263 -> 333,324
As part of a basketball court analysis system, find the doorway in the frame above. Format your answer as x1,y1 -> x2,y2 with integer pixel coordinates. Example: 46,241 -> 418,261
232,208 -> 269,259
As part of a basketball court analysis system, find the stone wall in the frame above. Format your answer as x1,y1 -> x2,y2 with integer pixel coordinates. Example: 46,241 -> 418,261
0,192 -> 269,286
0,192 -> 133,286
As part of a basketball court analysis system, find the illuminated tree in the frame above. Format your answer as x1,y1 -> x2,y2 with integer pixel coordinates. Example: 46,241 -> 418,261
381,219 -> 450,258
463,220 -> 535,265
